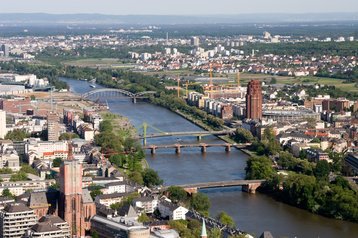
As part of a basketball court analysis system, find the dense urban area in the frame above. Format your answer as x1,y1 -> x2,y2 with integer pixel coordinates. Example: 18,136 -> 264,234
0,14 -> 357,238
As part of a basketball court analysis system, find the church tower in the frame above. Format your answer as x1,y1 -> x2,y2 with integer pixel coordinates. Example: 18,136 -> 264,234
201,218 -> 208,238
59,142 -> 95,237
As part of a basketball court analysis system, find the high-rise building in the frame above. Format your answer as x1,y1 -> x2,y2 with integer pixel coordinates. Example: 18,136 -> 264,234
246,80 -> 263,120
1,45 -> 9,57
47,112 -> 59,141
0,110 -> 6,139
191,37 -> 200,47
58,145 -> 95,237
0,203 -> 37,238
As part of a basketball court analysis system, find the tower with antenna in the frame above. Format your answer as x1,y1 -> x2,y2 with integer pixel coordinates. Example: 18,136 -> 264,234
166,32 -> 169,45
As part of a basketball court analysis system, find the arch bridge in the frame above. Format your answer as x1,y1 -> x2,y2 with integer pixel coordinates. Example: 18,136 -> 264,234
81,88 -> 156,103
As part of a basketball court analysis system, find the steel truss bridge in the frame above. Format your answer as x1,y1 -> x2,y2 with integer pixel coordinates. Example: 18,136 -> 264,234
81,88 -> 156,103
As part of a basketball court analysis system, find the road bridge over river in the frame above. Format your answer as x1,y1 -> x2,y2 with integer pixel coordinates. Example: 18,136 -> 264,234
144,143 -> 250,154
167,179 -> 266,194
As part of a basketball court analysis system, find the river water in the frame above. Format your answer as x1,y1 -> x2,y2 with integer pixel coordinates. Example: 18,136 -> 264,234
63,78 -> 358,238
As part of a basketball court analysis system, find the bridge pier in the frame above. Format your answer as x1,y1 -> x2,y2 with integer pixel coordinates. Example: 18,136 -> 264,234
150,147 -> 156,155
197,135 -> 202,141
143,138 -> 147,146
225,144 -> 231,152
132,97 -> 137,104
242,183 -> 261,194
201,145 -> 207,153
175,145 -> 181,154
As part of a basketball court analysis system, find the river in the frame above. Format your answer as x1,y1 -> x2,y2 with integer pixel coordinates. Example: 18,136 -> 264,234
63,78 -> 358,238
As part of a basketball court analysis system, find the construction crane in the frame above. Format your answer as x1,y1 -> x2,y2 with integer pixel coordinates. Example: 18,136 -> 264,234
209,63 -> 214,88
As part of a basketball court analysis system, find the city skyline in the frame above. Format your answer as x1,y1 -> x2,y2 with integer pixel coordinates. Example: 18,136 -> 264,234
0,0 -> 357,15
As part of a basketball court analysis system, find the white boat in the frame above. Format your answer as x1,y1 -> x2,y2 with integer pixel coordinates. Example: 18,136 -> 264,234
90,84 -> 96,88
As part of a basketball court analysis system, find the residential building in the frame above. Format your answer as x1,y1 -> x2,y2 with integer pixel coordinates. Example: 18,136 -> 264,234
26,139 -> 68,165
47,112 -> 59,141
90,215 -> 150,238
0,203 -> 37,238
132,196 -> 158,214
95,193 -> 127,207
157,200 -> 188,220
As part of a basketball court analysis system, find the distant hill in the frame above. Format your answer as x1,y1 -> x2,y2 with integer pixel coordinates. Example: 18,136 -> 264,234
0,12 -> 357,25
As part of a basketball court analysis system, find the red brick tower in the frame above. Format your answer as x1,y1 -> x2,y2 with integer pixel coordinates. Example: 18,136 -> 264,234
246,80 -> 263,120
59,143 -> 95,237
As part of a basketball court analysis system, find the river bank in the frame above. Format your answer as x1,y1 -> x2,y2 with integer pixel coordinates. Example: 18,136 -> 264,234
63,77 -> 358,238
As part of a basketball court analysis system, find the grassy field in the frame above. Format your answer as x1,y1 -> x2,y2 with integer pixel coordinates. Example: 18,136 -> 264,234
226,73 -> 358,93
64,58 -> 135,69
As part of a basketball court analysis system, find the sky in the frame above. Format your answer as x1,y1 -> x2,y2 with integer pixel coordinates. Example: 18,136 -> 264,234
0,0 -> 357,15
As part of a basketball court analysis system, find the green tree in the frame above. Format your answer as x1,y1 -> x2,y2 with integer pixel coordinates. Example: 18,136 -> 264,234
59,132 -> 80,141
0,168 -> 13,174
270,77 -> 277,84
246,156 -> 274,180
314,160 -> 330,180
90,189 -> 103,200
52,158 -> 62,167
233,128 -> 254,143
99,120 -> 113,132
277,151 -> 296,169
128,171 -> 144,185
190,193 -> 210,216
167,186 -> 188,203
216,211 -> 236,228
10,171 -> 28,181
5,129 -> 30,141
142,169 -> 163,187
138,213 -> 151,223
91,231 -> 99,238
210,228 -> 222,238
1,188 -> 14,198
20,164 -> 37,175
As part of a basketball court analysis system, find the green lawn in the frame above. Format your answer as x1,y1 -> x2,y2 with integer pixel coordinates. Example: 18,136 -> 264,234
64,58 -> 134,69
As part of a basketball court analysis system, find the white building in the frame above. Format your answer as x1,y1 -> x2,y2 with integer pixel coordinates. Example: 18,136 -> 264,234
132,197 -> 158,214
102,182 -> 126,194
26,139 -> 68,165
158,200 -> 188,220
0,203 -> 37,238
0,148 -> 20,171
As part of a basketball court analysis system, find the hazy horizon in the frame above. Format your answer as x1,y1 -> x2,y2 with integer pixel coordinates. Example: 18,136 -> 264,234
0,0 -> 357,15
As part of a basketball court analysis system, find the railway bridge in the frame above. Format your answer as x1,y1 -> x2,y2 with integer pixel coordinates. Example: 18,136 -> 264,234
81,88 -> 156,103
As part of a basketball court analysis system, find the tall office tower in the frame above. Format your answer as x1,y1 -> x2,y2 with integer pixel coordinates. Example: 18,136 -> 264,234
191,36 -> 200,47
1,45 -> 9,57
0,203 -> 37,238
47,112 -> 59,141
0,110 -> 6,139
246,80 -> 263,120
58,145 -> 95,237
